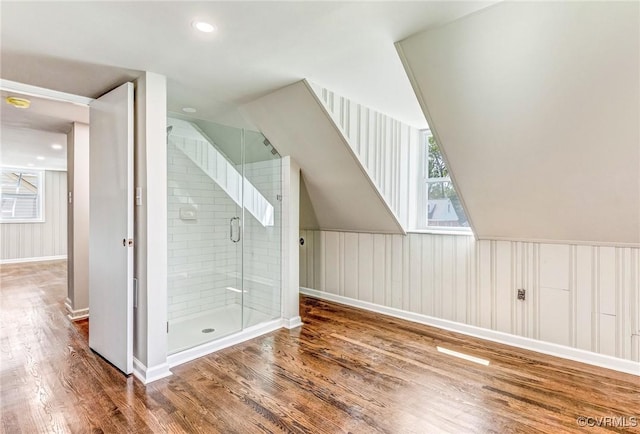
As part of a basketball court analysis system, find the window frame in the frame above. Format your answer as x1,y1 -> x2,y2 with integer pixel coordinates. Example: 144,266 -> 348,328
417,130 -> 472,234
0,167 -> 46,224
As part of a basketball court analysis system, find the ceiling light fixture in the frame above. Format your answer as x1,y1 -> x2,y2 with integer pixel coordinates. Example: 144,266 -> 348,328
5,96 -> 31,109
192,21 -> 215,33
36,156 -> 45,161
51,144 -> 63,150
182,107 -> 197,113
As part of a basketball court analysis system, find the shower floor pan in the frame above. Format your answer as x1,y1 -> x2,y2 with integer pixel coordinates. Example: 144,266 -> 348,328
168,304 -> 273,354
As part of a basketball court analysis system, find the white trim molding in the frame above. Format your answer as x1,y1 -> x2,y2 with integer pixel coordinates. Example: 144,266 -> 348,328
0,255 -> 67,265
282,316 -> 303,329
0,79 -> 93,106
167,318 -> 283,369
478,235 -> 640,249
132,358 -> 173,385
300,287 -> 640,377
65,299 -> 89,321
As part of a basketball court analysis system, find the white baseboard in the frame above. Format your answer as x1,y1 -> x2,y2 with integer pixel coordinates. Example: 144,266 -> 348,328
132,358 -> 173,384
65,300 -> 89,321
167,318 -> 283,369
64,297 -> 89,321
300,287 -> 640,377
1,255 -> 67,265
282,316 -> 303,329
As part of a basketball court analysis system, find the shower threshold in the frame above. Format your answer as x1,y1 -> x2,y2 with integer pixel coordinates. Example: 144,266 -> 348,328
168,304 -> 275,355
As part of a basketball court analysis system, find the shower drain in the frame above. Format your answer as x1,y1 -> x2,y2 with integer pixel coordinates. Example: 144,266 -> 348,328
202,328 -> 216,334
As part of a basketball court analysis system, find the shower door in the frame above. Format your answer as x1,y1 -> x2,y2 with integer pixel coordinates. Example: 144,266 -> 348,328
167,115 -> 281,354
166,118 -> 244,353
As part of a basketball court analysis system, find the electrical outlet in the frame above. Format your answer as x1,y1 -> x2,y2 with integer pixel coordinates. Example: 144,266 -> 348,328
517,289 -> 526,301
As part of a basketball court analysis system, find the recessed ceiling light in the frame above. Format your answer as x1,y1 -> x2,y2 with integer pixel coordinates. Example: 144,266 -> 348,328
192,21 -> 215,33
36,156 -> 45,161
51,144 -> 63,150
182,107 -> 197,113
5,96 -> 31,109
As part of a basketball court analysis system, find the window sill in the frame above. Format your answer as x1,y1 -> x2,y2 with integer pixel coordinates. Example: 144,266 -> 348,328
0,219 -> 45,224
407,228 -> 474,237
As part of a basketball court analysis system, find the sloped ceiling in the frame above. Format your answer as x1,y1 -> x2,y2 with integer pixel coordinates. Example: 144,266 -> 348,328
1,2 -> 496,129
398,1 -> 639,246
243,80 -> 404,234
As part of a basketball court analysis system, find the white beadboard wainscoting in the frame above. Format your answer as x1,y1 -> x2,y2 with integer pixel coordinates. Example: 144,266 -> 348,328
1,170 -> 67,262
299,230 -> 640,374
309,83 -> 421,229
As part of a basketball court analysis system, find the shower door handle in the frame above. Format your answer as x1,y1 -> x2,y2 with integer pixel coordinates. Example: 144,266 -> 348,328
230,217 -> 241,243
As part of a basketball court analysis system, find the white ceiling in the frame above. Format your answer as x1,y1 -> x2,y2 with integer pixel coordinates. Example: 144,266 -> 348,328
0,1 -> 495,129
398,1 -> 639,245
1,126 -> 68,171
0,90 -> 89,170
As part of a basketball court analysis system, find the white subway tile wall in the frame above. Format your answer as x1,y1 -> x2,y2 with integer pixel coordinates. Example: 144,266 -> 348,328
168,142 -> 238,322
168,141 -> 281,325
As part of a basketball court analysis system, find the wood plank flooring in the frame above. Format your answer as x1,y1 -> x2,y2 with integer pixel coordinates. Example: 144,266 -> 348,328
1,260 -> 639,433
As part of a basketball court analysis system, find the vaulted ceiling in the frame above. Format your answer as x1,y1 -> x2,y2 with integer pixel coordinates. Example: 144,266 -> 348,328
398,1 -> 639,245
2,1 -> 636,245
0,1 -> 494,129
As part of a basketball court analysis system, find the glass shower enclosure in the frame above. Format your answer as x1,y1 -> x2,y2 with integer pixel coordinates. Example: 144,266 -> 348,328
166,115 -> 281,354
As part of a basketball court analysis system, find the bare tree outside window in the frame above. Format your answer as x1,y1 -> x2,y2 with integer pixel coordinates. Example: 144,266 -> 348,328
424,133 -> 469,229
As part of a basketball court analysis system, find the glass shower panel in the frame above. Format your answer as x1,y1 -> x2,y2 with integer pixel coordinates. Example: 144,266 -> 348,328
242,131 -> 282,328
166,116 -> 243,354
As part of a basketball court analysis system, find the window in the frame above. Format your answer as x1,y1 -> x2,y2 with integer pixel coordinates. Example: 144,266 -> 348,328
422,131 -> 470,231
1,168 -> 45,222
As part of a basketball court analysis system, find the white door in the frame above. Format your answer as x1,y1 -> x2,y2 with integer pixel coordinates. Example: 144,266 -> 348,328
89,82 -> 134,374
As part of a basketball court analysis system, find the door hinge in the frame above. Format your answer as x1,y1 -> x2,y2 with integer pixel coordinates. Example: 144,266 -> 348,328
166,322 -> 169,333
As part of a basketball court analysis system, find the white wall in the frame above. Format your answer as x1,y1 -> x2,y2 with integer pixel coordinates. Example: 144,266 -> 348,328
243,80 -> 403,234
1,170 -> 67,261
397,1 -> 640,245
309,83 -> 422,229
282,157 -> 300,325
300,230 -> 640,364
133,72 -> 169,380
66,122 -> 90,318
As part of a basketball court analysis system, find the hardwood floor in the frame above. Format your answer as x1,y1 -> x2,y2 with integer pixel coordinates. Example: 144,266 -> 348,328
1,260 -> 639,433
